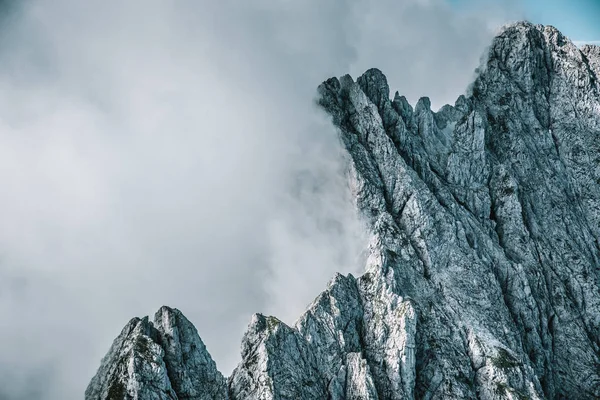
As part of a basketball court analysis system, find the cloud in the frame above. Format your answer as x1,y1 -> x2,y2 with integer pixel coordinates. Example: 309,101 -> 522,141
0,0 -> 520,398
346,0 -> 522,109
573,40 -> 600,47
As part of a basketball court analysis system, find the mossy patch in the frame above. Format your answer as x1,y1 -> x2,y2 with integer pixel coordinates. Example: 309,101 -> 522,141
491,348 -> 521,369
266,316 -> 281,332
107,379 -> 127,400
134,336 -> 155,360
494,382 -> 508,396
493,382 -> 530,400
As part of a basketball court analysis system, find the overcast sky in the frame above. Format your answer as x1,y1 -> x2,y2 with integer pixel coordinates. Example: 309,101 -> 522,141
0,0 -> 587,398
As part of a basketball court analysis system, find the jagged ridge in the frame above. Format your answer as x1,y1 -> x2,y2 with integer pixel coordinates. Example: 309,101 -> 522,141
86,22 -> 600,400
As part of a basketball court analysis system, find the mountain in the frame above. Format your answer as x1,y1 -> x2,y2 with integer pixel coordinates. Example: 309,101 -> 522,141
85,21 -> 600,399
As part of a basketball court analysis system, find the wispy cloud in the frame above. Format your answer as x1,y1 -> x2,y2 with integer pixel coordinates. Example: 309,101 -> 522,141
573,40 -> 600,46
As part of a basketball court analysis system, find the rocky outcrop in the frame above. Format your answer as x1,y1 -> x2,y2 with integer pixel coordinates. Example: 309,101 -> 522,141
85,316 -> 179,400
85,307 -> 227,400
87,22 -> 600,399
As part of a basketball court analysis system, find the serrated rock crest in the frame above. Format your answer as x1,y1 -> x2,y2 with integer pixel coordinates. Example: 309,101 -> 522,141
87,22 -> 600,400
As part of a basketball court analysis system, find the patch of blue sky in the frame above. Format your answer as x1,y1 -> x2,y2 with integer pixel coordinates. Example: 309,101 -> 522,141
448,0 -> 600,43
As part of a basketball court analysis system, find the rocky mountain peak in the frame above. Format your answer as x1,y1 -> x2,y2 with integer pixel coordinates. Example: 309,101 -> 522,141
86,22 -> 600,400
85,307 -> 227,400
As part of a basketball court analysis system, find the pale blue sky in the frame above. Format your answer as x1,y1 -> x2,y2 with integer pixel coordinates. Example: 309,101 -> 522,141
522,0 -> 600,43
450,0 -> 600,43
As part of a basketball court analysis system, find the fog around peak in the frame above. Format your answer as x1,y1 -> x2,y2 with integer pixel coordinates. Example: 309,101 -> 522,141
0,0 -> 521,398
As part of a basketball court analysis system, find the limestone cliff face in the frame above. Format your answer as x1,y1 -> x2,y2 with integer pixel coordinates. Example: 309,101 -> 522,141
86,22 -> 600,399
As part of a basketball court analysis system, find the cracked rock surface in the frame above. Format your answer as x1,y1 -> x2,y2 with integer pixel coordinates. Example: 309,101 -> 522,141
87,22 -> 600,399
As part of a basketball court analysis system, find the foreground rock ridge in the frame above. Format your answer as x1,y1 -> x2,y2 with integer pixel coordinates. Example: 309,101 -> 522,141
86,22 -> 600,399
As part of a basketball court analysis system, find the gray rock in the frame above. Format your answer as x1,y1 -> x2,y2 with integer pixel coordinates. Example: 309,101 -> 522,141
154,307 -> 228,399
85,308 -> 226,400
87,22 -> 600,399
85,317 -> 178,400
227,313 -> 328,399
342,352 -> 379,400
318,21 -> 600,399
